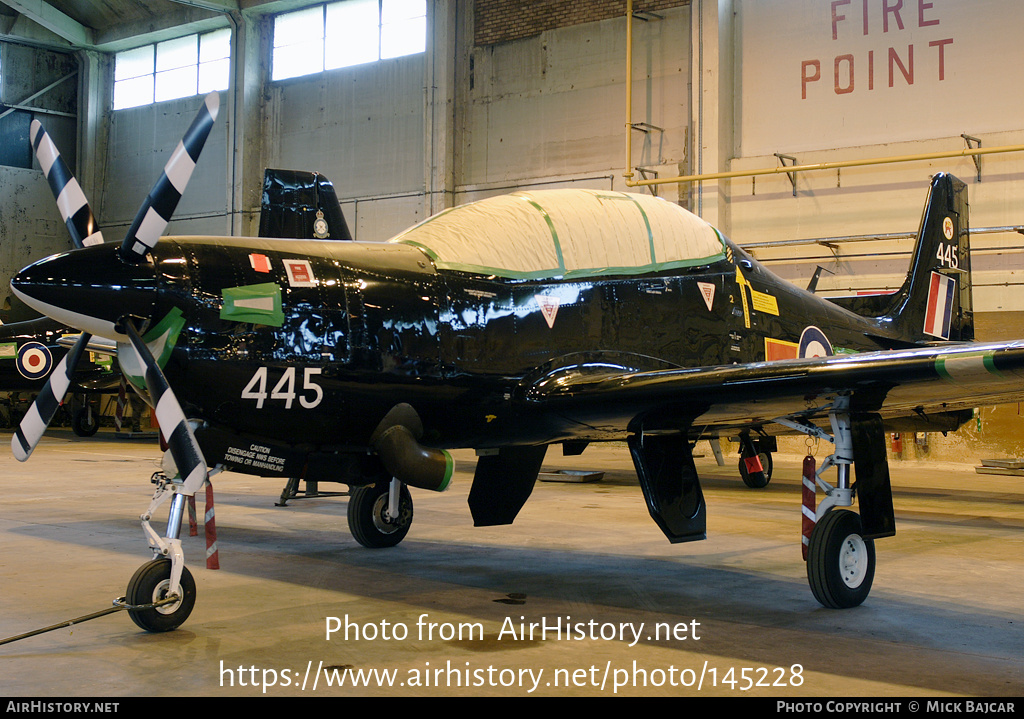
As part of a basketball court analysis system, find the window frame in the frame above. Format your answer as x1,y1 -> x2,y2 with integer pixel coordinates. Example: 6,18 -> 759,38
271,0 -> 426,83
113,27 -> 231,111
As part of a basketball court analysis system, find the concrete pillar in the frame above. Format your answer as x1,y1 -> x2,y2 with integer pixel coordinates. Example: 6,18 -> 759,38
689,0 -> 735,234
425,0 -> 457,216
75,50 -> 107,210
227,9 -> 268,237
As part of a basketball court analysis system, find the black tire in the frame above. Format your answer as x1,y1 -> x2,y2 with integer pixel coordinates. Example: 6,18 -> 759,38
347,481 -> 413,548
807,509 -> 875,608
73,408 -> 99,437
738,451 -> 772,488
126,558 -> 196,632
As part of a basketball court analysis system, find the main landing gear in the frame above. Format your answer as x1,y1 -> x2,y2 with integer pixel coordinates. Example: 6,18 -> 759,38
737,433 -> 775,488
775,397 -> 889,609
806,509 -> 874,609
72,404 -> 100,437
348,479 -> 413,548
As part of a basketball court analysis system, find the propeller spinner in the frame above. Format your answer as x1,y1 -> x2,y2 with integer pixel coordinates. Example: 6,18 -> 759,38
11,242 -> 159,341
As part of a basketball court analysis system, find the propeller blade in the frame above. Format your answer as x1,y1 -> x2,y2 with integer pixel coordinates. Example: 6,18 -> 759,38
119,92 -> 220,263
12,332 -> 92,461
30,120 -> 104,248
121,320 -> 207,496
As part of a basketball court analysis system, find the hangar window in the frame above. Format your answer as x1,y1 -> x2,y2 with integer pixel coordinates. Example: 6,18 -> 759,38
272,0 -> 426,81
113,28 -> 231,111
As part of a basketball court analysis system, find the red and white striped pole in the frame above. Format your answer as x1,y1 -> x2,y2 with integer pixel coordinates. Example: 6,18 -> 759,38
801,455 -> 817,560
114,377 -> 126,431
204,480 -> 219,570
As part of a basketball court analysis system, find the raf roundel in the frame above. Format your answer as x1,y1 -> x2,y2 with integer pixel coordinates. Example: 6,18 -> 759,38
16,342 -> 54,380
798,326 -> 834,359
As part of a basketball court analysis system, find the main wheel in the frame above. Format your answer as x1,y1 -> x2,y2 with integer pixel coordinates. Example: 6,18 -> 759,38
125,558 -> 196,632
807,509 -> 875,608
347,481 -> 413,548
738,450 -> 773,488
73,407 -> 99,437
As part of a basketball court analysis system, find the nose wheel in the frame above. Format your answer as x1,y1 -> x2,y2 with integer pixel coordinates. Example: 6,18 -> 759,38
125,558 -> 196,632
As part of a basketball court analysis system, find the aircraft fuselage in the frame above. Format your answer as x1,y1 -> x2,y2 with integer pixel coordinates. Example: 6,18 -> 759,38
124,235 -> 898,479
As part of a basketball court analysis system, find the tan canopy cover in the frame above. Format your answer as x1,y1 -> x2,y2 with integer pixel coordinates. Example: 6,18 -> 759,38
389,189 -> 727,280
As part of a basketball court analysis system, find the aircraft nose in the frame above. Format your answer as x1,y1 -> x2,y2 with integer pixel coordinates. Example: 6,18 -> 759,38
11,243 -> 158,340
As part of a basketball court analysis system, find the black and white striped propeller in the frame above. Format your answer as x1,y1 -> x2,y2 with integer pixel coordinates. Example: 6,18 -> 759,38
13,112 -> 108,460
30,120 -> 105,249
12,92 -> 219,496
119,93 -> 219,264
11,330 -> 92,461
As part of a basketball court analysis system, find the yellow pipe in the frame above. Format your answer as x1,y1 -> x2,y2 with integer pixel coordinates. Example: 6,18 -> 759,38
625,143 -> 1024,188
624,0 -> 634,181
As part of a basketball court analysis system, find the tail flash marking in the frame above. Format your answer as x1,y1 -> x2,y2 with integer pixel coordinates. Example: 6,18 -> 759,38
923,272 -> 956,339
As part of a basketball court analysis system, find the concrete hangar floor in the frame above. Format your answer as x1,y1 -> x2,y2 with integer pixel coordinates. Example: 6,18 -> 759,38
0,429 -> 1022,698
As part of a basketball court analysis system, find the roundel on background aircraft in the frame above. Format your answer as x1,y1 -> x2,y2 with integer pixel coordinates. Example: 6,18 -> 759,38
16,342 -> 53,380
798,326 -> 833,358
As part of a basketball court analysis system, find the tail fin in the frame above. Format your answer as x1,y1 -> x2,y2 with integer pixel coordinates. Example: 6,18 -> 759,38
880,173 -> 973,343
258,169 -> 353,241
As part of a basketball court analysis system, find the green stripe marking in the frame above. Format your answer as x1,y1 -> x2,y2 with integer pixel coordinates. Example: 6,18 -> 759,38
221,283 -> 284,327
522,196 -> 566,275
936,352 -> 1003,381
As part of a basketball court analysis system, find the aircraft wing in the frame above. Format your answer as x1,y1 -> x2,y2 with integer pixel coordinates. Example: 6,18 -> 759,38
525,340 -> 1024,436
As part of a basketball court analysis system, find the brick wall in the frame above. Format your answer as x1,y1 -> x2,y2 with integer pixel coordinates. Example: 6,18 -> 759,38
474,0 -> 690,47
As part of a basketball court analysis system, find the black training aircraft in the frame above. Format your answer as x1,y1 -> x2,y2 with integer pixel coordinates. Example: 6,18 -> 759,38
10,93 -> 1024,632
0,316 -> 117,435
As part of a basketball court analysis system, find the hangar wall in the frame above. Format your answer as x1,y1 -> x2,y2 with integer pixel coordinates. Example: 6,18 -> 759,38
719,0 -> 1024,312
99,93 -> 233,239
0,166 -> 65,321
704,0 -> 1024,463
455,2 -> 689,203
263,0 -> 691,241
2,0 -> 1024,462
0,43 -> 79,320
266,46 -> 429,240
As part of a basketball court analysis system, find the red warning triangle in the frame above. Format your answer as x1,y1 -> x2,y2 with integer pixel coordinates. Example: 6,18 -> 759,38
697,282 -> 715,311
535,295 -> 560,328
